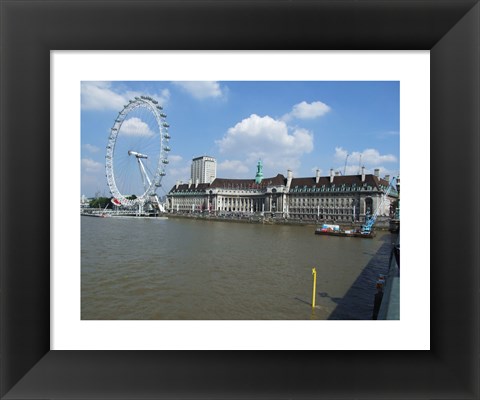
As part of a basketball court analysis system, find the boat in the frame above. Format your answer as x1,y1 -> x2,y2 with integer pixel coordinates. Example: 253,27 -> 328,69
314,224 -> 375,238
81,212 -> 111,218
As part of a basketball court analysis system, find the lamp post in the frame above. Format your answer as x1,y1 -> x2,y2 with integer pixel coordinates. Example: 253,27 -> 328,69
395,176 -> 400,219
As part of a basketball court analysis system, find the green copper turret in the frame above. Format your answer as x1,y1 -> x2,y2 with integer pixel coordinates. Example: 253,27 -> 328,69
255,160 -> 264,184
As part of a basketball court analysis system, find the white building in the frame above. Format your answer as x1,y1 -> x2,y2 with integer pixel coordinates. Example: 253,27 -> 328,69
191,156 -> 217,184
80,194 -> 90,208
167,164 -> 399,225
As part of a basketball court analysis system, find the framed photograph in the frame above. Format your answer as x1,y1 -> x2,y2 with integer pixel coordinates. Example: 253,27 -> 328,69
53,53 -> 425,351
1,1 -> 479,399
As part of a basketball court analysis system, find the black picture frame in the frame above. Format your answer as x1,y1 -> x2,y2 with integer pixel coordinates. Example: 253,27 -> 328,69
1,1 -> 479,399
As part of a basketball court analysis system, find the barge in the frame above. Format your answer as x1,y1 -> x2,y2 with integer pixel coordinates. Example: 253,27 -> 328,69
314,224 -> 375,239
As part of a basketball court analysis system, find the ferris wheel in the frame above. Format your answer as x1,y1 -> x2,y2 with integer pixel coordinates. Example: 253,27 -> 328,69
105,96 -> 170,212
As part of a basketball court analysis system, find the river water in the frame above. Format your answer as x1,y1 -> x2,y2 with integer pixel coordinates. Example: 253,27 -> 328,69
81,216 -> 395,320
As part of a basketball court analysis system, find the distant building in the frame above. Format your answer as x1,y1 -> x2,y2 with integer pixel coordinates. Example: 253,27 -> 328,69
167,163 -> 398,224
80,194 -> 90,208
191,156 -> 217,184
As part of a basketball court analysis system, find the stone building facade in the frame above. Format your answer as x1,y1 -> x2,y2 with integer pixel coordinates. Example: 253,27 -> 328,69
167,165 -> 398,224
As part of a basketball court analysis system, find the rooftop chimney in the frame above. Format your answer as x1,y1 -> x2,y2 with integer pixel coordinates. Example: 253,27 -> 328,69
175,180 -> 179,189
384,174 -> 390,183
195,178 -> 199,188
374,168 -> 380,177
330,168 -> 334,183
315,169 -> 320,184
361,166 -> 365,182
286,169 -> 293,190
188,179 -> 192,188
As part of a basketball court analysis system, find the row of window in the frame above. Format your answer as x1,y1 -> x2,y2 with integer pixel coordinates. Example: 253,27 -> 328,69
170,199 -> 204,206
289,214 -> 358,222
289,198 -> 358,206
289,184 -> 374,193
289,208 -> 357,215
170,194 -> 379,209
217,198 -> 260,205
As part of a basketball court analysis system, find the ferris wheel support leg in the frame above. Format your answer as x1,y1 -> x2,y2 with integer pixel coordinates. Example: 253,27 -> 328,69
154,195 -> 165,213
137,159 -> 151,193
138,157 -> 164,214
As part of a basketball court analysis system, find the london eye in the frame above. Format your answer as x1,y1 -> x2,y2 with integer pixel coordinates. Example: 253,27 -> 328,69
105,96 -> 170,213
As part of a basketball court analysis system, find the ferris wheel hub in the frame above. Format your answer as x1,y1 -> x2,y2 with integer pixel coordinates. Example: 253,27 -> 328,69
128,150 -> 148,159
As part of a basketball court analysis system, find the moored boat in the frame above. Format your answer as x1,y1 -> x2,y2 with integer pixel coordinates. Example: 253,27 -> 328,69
81,212 -> 111,218
314,224 -> 375,238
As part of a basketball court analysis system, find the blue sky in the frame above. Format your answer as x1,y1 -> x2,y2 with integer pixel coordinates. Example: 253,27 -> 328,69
81,81 -> 399,198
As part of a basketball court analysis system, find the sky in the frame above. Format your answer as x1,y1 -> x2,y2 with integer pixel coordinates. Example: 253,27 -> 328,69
81,81 -> 399,198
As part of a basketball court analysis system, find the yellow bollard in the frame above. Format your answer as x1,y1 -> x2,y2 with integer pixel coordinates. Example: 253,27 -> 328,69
312,268 -> 317,308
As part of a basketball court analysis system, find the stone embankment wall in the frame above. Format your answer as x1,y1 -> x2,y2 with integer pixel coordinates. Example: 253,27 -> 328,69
165,213 -> 393,230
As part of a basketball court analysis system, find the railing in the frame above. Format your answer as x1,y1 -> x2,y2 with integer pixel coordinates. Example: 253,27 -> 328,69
81,208 -> 163,216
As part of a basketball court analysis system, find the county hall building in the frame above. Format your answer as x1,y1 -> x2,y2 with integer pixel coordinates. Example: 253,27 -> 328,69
166,160 -> 398,224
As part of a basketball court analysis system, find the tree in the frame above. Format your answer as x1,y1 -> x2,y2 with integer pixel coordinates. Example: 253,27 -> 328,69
89,197 -> 112,209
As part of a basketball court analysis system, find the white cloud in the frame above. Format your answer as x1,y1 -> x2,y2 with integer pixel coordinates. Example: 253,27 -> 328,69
83,143 -> 100,153
334,147 -> 398,176
282,101 -> 331,122
216,114 -> 314,176
81,82 -> 125,111
81,82 -> 170,111
217,160 -> 249,177
120,117 -> 154,137
82,158 -> 103,173
172,81 -> 224,100
335,147 -> 397,165
361,148 -> 397,164
168,154 -> 183,164
164,164 -> 191,187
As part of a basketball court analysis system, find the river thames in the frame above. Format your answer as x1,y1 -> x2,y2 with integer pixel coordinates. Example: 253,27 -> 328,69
81,216 -> 395,320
